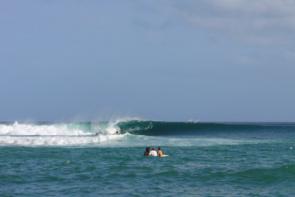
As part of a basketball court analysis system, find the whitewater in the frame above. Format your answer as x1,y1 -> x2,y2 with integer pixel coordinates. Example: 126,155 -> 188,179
0,120 -> 281,147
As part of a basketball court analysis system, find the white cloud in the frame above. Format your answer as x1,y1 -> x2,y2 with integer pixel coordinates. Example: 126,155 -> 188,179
171,0 -> 295,45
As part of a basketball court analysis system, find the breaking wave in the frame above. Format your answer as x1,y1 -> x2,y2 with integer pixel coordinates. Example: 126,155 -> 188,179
0,119 -> 290,147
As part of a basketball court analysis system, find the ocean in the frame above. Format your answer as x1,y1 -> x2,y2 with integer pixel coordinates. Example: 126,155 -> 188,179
1,120 -> 295,196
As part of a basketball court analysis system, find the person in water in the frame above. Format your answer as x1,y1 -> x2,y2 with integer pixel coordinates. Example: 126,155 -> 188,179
144,147 -> 150,156
149,148 -> 158,157
157,147 -> 164,157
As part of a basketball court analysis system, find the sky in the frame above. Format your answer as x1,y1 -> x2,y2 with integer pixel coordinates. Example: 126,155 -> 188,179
1,0 -> 295,122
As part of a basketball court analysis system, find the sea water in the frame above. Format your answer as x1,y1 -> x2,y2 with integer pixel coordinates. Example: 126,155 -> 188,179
1,120 -> 295,196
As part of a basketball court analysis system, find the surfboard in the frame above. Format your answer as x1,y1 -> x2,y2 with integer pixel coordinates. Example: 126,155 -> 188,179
161,155 -> 169,157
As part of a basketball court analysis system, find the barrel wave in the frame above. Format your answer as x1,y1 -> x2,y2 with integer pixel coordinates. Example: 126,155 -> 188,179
0,120 -> 294,146
118,120 -> 295,136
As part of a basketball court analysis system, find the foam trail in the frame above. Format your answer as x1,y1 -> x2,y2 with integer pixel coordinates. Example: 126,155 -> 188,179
0,133 -> 264,147
0,120 -> 278,147
109,133 -> 266,147
0,135 -> 125,146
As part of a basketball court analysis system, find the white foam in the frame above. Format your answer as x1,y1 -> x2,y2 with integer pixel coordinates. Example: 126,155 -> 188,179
0,121 -> 126,146
0,121 -> 265,147
0,134 -> 125,146
0,122 -> 90,136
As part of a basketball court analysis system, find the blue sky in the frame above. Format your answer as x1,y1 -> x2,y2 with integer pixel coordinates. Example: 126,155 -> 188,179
1,0 -> 295,121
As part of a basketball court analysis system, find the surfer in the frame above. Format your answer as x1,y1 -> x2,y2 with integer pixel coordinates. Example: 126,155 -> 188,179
149,148 -> 158,157
115,128 -> 120,134
157,147 -> 164,157
144,147 -> 167,157
144,147 -> 150,156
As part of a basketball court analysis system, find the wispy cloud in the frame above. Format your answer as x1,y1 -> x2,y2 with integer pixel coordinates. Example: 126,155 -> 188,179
169,0 -> 295,45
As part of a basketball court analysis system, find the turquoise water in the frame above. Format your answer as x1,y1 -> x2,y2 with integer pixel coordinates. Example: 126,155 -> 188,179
1,121 -> 295,196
